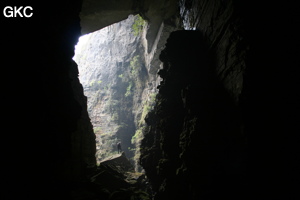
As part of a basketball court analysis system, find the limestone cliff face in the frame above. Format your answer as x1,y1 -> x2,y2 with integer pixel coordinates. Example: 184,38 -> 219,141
73,15 -> 162,166
74,15 -> 141,128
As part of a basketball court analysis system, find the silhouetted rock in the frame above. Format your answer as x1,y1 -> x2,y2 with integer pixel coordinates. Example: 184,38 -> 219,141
86,152 -> 150,200
140,22 -> 247,200
3,0 -> 299,199
100,152 -> 134,173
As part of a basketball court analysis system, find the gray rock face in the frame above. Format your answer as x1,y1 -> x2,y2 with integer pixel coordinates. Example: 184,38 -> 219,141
74,16 -> 139,89
80,0 -> 135,34
80,0 -> 179,53
76,0 -> 183,171
73,15 -> 161,166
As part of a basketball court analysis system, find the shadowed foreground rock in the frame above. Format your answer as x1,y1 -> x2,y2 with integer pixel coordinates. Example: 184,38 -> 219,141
140,30 -> 246,200
70,152 -> 151,200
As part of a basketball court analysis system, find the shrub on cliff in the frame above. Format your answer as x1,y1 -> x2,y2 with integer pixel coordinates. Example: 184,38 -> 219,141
132,15 -> 145,36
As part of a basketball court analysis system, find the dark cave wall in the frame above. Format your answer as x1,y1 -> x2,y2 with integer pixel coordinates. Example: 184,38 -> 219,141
35,0 -> 97,184
140,31 -> 246,200
36,0 -> 97,183
2,0 -> 96,198
140,1 -> 248,199
181,0 -> 248,102
139,1 -> 300,199
240,2 -> 300,199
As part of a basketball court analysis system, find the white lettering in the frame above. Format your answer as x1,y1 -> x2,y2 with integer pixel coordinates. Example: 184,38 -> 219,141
3,6 -> 13,18
23,6 -> 33,18
14,6 -> 23,17
3,6 -> 33,18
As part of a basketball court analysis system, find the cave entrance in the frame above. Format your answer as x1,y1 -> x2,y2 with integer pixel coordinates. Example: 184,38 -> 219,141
73,14 -> 157,171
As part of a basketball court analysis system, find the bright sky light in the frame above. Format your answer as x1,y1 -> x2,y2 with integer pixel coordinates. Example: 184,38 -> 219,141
73,33 -> 91,60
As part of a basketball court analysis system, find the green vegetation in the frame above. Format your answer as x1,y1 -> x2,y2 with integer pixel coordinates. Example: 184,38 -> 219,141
150,93 -> 156,102
131,127 -> 145,168
89,80 -> 102,86
89,79 -> 96,86
131,129 -> 143,145
93,127 -> 102,134
89,79 -> 103,91
111,112 -> 119,122
119,55 -> 142,98
125,82 -> 133,97
118,73 -> 124,81
130,55 -> 140,77
139,105 -> 151,126
132,15 -> 145,36
131,94 -> 156,170
133,96 -> 156,144
118,73 -> 129,83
